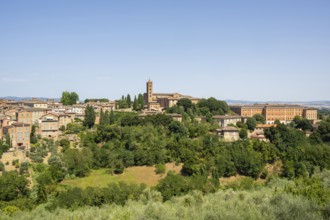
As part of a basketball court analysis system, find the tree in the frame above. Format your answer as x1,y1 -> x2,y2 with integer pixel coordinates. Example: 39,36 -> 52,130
48,154 -> 67,182
109,110 -> 115,125
177,98 -> 193,112
156,172 -> 190,200
137,94 -> 145,110
133,96 -> 138,110
127,94 -> 132,108
169,121 -> 188,137
59,139 -> 70,151
99,109 -> 105,125
19,162 -> 29,175
197,98 -> 229,115
0,171 -> 29,201
59,125 -> 66,132
246,117 -> 257,131
239,128 -> 248,139
64,148 -> 93,177
5,133 -> 12,148
84,105 -> 96,129
317,118 -> 330,142
118,95 -> 128,109
293,116 -> 313,131
253,114 -> 265,124
60,91 -> 79,105
30,125 -> 37,144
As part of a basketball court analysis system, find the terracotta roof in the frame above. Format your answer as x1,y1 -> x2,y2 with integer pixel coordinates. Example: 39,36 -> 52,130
41,112 -> 60,118
230,104 -> 304,108
20,108 -> 51,112
4,122 -> 30,128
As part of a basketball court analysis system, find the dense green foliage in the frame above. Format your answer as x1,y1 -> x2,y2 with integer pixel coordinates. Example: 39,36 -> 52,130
265,123 -> 330,179
53,182 -> 146,209
292,115 -> 313,131
318,108 -> 330,120
1,175 -> 330,219
118,94 -> 145,110
0,172 -> 29,201
313,118 -> 330,143
0,140 -> 10,158
60,91 -> 79,105
84,98 -> 109,103
167,97 -> 229,120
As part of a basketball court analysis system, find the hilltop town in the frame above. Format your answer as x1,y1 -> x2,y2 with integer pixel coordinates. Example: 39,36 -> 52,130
0,80 -> 322,171
0,80 -> 320,150
0,80 -> 329,219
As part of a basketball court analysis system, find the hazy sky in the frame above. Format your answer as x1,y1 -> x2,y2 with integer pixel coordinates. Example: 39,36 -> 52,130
0,0 -> 329,101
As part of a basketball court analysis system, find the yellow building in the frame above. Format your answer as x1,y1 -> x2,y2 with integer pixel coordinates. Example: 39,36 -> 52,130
39,113 -> 60,139
17,108 -> 50,125
2,122 -> 31,149
230,104 -> 318,124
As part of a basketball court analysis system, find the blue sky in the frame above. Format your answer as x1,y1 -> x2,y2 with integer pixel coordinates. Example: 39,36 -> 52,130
0,0 -> 329,101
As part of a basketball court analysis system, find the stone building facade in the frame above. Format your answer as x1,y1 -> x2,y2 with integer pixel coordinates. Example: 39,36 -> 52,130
143,80 -> 201,111
230,104 -> 318,124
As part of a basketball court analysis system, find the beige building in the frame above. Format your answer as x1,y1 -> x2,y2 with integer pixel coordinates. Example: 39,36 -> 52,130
22,100 -> 48,109
230,104 -> 318,124
212,115 -> 244,128
39,113 -> 60,139
17,108 -> 50,125
144,80 -> 201,111
4,108 -> 19,121
59,114 -> 74,129
0,100 -> 20,110
2,122 -> 31,149
16,110 -> 33,125
303,108 -> 318,121
216,126 -> 239,142
68,104 -> 86,114
0,115 -> 11,139
86,101 -> 116,113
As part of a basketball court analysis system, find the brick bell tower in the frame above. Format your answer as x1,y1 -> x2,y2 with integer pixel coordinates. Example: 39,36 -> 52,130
146,79 -> 153,103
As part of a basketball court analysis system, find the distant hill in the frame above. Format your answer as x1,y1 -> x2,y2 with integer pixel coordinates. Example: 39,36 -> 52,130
0,96 -> 60,102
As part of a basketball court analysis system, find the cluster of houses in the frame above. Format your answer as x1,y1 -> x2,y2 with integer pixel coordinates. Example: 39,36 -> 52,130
0,80 -> 320,148
0,99 -> 116,149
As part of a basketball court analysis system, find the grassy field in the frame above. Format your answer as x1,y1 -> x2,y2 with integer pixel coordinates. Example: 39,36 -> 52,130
61,163 -> 182,188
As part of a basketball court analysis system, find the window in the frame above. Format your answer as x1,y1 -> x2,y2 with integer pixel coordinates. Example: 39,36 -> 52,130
18,132 -> 22,141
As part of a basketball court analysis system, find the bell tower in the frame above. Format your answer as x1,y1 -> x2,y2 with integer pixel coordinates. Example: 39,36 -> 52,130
146,79 -> 153,103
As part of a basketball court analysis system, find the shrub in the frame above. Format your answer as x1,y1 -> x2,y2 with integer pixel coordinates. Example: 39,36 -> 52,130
155,164 -> 166,175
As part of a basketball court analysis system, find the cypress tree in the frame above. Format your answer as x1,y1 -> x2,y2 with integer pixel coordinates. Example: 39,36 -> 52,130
84,105 -> 96,128
109,109 -> 115,125
127,94 -> 132,108
104,110 -> 110,124
137,94 -> 145,110
133,96 -> 138,111
100,109 -> 104,125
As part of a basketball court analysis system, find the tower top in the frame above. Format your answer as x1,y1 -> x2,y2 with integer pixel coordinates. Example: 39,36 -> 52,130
148,78 -> 152,83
